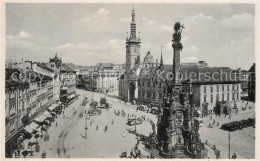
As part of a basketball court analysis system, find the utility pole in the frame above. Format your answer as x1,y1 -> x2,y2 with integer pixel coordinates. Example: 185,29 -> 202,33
228,131 -> 231,159
85,114 -> 88,139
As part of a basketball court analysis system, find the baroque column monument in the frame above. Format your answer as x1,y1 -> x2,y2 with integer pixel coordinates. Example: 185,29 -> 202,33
156,22 -> 207,158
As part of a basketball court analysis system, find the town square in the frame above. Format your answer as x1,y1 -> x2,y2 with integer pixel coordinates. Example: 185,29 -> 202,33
3,3 -> 256,159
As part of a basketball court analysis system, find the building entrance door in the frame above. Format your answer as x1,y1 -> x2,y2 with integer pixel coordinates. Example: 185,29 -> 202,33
202,103 -> 208,117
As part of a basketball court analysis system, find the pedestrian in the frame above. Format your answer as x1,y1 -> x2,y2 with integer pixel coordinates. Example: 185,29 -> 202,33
105,125 -> 108,132
96,125 -> 98,130
236,108 -> 238,114
213,120 -> 215,124
232,153 -> 237,159
112,119 -> 114,124
56,122 -> 58,127
41,151 -> 46,158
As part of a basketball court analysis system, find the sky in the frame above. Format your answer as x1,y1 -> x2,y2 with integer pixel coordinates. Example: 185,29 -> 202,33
6,3 -> 255,70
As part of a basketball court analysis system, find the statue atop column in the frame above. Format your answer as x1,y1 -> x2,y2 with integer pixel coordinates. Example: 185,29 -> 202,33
172,22 -> 185,50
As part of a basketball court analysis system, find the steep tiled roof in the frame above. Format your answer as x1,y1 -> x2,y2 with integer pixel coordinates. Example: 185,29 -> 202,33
37,63 -> 54,72
60,64 -> 76,73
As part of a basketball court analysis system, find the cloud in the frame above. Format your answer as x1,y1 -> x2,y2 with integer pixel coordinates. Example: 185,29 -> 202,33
161,25 -> 172,31
6,31 -> 34,49
190,46 -> 199,51
219,13 -> 254,29
57,43 -> 75,49
97,8 -> 110,16
181,56 -> 199,63
81,17 -> 90,22
164,42 -> 172,51
7,31 -> 32,40
120,16 -> 131,23
184,13 -> 215,25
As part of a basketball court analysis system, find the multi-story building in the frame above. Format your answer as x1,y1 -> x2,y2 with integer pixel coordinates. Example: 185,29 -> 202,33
138,61 -> 241,117
95,69 -> 121,93
5,65 -> 54,157
60,64 -> 77,102
5,68 -> 30,158
46,61 -> 61,103
248,63 -> 255,102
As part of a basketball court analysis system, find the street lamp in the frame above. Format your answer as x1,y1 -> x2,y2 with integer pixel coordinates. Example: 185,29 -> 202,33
135,115 -> 137,132
122,129 -> 128,157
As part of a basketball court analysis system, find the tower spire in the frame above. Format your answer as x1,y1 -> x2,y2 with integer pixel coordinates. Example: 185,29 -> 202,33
130,6 -> 137,41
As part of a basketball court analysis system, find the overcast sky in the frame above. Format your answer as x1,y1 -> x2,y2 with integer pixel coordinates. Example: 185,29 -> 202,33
6,3 -> 255,70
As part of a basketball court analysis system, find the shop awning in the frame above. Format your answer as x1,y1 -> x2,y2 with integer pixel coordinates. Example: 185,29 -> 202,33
30,122 -> 40,130
24,125 -> 35,134
48,104 -> 59,111
34,114 -> 47,123
42,111 -> 50,116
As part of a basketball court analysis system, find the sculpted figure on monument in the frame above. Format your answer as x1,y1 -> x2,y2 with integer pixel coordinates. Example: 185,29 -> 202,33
172,22 -> 185,50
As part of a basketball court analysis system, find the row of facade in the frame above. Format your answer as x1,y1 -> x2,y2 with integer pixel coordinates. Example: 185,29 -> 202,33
76,63 -> 125,93
5,54 -> 77,157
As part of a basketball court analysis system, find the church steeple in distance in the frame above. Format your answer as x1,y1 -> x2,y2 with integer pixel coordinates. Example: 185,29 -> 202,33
160,45 -> 164,70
